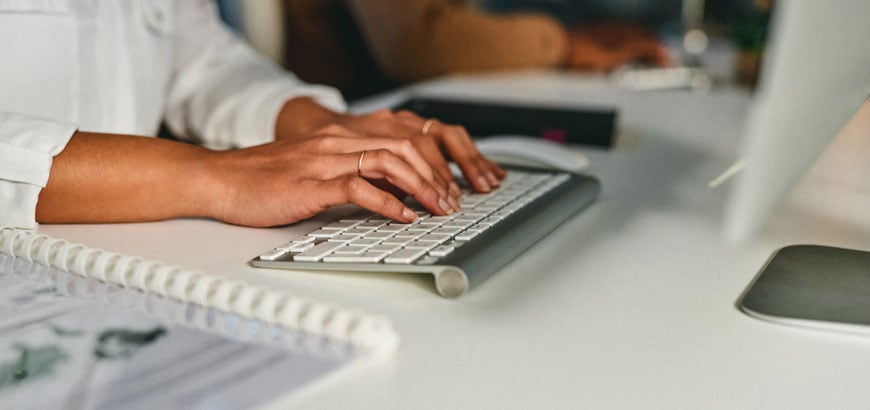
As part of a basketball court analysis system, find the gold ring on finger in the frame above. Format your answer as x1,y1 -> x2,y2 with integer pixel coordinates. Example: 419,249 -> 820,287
357,150 -> 367,175
421,118 -> 438,135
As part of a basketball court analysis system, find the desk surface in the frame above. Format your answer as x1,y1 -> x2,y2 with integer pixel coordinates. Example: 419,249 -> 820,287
42,72 -> 870,409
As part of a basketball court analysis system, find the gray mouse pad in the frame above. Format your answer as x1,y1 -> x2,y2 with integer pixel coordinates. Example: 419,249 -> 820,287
739,245 -> 870,334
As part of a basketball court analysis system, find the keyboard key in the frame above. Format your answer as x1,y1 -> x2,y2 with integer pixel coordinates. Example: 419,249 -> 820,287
277,236 -> 315,251
381,237 -> 413,246
378,224 -> 406,232
430,227 -> 463,236
333,245 -> 368,254
324,221 -> 358,230
259,249 -> 288,261
405,240 -> 437,250
285,242 -> 314,253
307,229 -> 341,239
426,215 -> 454,223
429,245 -> 455,257
394,231 -> 422,239
327,234 -> 360,242
293,241 -> 346,262
323,252 -> 389,263
290,236 -> 316,245
456,229 -> 483,241
365,231 -> 394,239
417,234 -> 451,243
369,244 -> 402,253
444,220 -> 474,229
445,240 -> 465,248
384,248 -> 429,264
344,228 -> 375,236
349,238 -> 381,247
357,221 -> 387,228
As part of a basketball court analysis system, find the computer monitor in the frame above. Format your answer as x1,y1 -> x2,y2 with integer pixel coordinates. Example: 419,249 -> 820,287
723,0 -> 870,241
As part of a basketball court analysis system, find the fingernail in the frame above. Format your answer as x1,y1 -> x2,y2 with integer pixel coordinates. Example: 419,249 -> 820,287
438,198 -> 452,214
476,176 -> 491,192
447,195 -> 461,211
486,172 -> 499,187
402,208 -> 417,222
449,182 -> 461,198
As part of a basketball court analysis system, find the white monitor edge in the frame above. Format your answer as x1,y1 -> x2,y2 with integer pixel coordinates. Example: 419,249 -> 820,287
724,0 -> 870,242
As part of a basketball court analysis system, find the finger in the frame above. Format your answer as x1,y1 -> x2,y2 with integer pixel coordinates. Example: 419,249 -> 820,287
642,42 -> 672,67
310,135 -> 441,190
433,172 -> 461,209
385,111 -> 494,194
413,133 -> 460,197
316,176 -> 418,223
356,149 -> 455,215
316,120 -> 453,196
433,122 -> 504,192
483,157 -> 507,179
394,112 -> 460,193
350,149 -> 450,205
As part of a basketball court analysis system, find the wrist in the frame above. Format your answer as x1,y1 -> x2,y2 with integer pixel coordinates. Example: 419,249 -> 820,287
185,148 -> 230,222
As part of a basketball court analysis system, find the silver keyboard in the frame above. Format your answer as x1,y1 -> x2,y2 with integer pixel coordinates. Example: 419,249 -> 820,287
252,169 -> 600,298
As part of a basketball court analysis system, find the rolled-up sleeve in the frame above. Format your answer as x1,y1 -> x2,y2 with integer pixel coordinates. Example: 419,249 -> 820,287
0,112 -> 76,229
165,0 -> 347,149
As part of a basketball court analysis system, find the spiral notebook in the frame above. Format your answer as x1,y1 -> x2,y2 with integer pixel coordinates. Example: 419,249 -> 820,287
0,228 -> 398,408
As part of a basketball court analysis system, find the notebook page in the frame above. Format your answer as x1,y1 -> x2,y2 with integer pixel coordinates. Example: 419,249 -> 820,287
0,254 -> 363,409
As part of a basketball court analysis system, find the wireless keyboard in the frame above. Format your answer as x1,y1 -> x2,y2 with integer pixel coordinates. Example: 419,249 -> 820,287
251,169 -> 600,298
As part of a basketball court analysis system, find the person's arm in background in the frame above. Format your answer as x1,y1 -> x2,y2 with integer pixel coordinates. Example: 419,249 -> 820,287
345,0 -> 569,82
345,0 -> 669,80
567,22 -> 671,71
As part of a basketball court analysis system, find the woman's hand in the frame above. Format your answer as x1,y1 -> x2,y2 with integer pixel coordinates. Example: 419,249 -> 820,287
38,127 -> 461,228
206,124 -> 461,227
567,22 -> 670,72
275,98 -> 506,194
39,99 -> 507,228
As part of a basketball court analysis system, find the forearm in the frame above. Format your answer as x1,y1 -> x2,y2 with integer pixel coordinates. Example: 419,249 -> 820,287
36,132 -> 218,223
34,109 -> 501,228
347,0 -> 569,82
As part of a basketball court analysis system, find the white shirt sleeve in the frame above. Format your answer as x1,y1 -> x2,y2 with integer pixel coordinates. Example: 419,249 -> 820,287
165,0 -> 347,149
0,112 -> 76,229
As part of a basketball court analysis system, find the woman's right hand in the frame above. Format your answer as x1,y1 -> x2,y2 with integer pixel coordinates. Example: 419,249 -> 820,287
205,124 -> 460,227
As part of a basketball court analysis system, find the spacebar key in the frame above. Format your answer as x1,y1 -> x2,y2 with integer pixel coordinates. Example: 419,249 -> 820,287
293,241 -> 345,262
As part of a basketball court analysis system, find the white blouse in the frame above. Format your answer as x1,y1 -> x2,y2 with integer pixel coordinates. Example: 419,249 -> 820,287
0,0 -> 346,229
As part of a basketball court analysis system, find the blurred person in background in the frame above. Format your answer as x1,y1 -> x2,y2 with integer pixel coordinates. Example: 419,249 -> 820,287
280,0 -> 673,99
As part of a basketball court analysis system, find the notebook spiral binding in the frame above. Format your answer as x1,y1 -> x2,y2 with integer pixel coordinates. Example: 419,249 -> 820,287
0,228 -> 399,354
1,253 -> 354,359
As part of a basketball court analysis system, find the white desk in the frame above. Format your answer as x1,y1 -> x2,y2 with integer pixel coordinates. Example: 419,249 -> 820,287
42,72 -> 870,409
